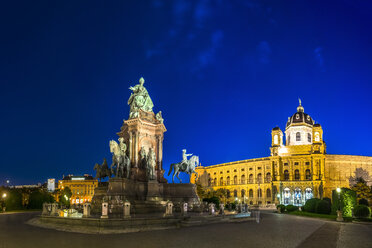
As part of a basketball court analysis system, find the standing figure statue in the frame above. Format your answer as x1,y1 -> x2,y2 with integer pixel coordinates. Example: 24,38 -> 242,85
147,148 -> 156,180
168,149 -> 199,183
109,137 -> 131,179
128,77 -> 154,118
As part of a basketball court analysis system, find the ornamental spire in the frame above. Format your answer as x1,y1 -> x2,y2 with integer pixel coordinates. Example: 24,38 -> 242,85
297,98 -> 304,112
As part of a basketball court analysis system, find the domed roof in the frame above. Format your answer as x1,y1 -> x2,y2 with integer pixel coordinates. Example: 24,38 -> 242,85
286,99 -> 314,128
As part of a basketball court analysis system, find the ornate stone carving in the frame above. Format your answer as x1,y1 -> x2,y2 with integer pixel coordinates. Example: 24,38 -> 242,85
128,77 -> 154,118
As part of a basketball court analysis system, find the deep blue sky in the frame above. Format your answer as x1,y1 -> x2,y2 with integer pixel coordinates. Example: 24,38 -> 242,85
1,0 -> 372,185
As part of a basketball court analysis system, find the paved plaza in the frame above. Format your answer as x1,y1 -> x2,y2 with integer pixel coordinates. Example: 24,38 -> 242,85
0,211 -> 371,248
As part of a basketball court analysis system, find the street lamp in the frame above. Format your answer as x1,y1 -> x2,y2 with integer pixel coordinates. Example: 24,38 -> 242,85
2,193 -> 6,199
336,187 -> 343,222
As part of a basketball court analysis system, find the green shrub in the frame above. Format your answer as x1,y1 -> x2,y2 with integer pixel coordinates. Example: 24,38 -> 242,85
316,200 -> 331,214
359,198 -> 369,206
304,198 -> 321,213
285,205 -> 298,212
354,205 -> 371,218
277,204 -> 285,213
323,197 -> 332,206
203,196 -> 220,208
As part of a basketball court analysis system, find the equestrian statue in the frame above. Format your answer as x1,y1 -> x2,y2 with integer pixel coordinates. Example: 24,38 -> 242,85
168,149 -> 199,183
109,137 -> 131,179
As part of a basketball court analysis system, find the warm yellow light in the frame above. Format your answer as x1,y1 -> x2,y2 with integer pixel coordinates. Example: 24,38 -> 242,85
2,193 -> 6,198
336,188 -> 341,193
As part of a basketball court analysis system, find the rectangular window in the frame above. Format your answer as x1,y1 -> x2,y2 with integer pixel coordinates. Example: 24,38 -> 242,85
241,168 -> 245,171
249,168 -> 253,171
284,163 -> 288,166
305,162 -> 310,165
258,167 -> 261,170
294,162 -> 299,166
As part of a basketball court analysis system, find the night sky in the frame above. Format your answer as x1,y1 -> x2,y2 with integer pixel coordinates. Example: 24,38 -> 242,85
1,0 -> 372,185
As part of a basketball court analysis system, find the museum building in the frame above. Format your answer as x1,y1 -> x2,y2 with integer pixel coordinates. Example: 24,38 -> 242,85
57,174 -> 98,205
192,101 -> 372,206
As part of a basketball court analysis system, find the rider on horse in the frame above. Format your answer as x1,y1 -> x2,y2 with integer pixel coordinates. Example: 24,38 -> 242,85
181,149 -> 192,169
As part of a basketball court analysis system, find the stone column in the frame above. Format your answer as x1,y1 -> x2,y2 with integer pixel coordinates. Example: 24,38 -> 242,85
129,132 -> 133,164
123,201 -> 131,219
83,203 -> 91,218
101,202 -> 108,219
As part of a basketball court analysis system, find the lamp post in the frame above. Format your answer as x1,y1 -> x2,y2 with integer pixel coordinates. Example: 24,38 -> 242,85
1,193 -> 7,212
336,187 -> 343,222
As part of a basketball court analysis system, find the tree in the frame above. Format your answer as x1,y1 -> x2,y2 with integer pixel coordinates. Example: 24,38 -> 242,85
351,178 -> 372,202
28,189 -> 55,209
58,187 -> 72,208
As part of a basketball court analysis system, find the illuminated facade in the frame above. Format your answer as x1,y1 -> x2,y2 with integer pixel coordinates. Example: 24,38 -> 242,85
58,175 -> 98,204
192,101 -> 372,206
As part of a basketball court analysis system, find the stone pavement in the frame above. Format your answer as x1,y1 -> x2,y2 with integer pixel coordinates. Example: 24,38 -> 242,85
0,211 -> 371,248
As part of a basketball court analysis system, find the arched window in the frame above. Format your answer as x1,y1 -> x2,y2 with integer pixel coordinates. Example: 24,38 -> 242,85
227,190 -> 230,198
249,189 -> 253,198
220,177 -> 223,186
208,178 -> 211,186
233,175 -> 237,185
226,176 -> 230,185
266,172 -> 271,183
257,173 -> 262,184
314,132 -> 320,142
284,187 -> 291,205
305,169 -> 311,180
234,189 -> 237,197
257,188 -> 262,198
241,189 -> 245,197
308,133 -> 311,142
241,175 -> 245,184
266,188 -> 271,198
214,178 -> 217,186
249,174 -> 254,183
295,169 -> 300,180
284,170 -> 289,181
296,132 -> 301,141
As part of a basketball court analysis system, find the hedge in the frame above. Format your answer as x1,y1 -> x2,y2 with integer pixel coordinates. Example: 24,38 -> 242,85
316,200 -> 331,214
286,205 -> 299,212
304,198 -> 321,213
354,205 -> 371,218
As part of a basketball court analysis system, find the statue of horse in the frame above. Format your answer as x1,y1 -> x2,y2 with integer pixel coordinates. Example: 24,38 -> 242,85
109,140 -> 131,178
94,158 -> 111,181
168,155 -> 199,183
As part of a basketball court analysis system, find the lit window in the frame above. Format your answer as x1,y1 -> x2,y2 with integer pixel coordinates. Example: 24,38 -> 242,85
274,135 -> 278,145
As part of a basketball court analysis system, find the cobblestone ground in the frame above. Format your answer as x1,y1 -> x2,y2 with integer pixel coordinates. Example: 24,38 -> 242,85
0,211 -> 371,248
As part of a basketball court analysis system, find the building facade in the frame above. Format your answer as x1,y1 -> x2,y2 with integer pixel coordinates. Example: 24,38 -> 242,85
192,101 -> 372,206
58,175 -> 98,205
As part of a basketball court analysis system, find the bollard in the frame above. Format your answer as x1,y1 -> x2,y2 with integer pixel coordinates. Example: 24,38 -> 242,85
164,201 -> 173,217
101,202 -> 109,219
219,203 -> 225,215
336,210 -> 344,222
123,201 -> 131,219
209,203 -> 215,215
181,202 -> 188,216
83,203 -> 91,218
51,203 -> 59,216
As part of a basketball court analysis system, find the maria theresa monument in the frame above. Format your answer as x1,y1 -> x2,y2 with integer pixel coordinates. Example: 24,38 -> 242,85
91,77 -> 200,215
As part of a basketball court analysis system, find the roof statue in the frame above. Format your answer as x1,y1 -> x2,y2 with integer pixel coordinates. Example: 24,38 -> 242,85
128,77 -> 154,118
297,98 -> 304,112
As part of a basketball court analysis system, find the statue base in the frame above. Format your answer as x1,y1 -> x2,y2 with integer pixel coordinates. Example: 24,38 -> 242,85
91,178 -> 200,216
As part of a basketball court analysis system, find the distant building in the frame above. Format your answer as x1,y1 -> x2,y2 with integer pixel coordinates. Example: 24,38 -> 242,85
58,174 -> 98,204
192,101 -> 372,206
47,178 -> 56,192
10,183 -> 42,189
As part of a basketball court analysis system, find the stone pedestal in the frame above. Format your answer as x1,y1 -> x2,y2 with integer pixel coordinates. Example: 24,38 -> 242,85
101,203 -> 108,219
51,203 -> 59,216
42,203 -> 50,216
336,210 -> 344,222
83,203 -> 91,218
123,201 -> 131,219
146,180 -> 163,201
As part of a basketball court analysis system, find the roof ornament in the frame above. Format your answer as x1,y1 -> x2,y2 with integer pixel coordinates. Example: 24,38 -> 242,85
297,98 -> 304,112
